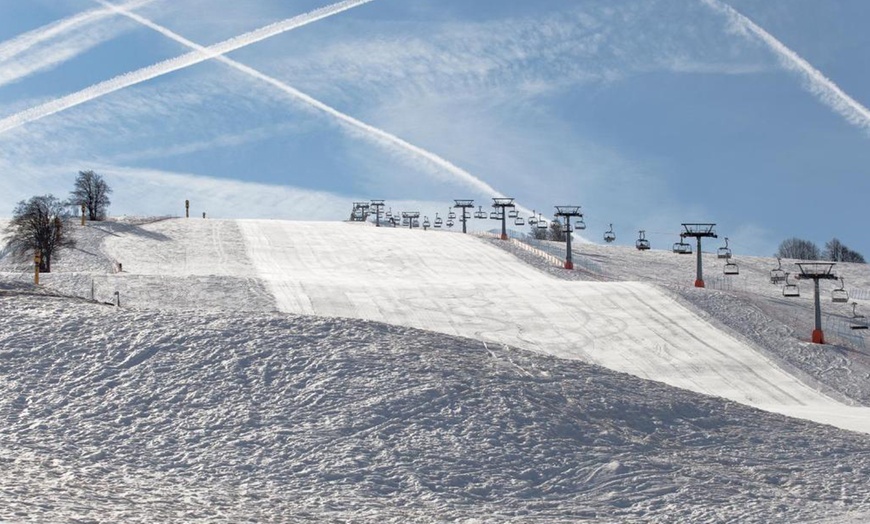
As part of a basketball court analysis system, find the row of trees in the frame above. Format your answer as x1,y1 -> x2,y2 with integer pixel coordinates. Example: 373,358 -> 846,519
4,171 -> 112,272
776,237 -> 865,263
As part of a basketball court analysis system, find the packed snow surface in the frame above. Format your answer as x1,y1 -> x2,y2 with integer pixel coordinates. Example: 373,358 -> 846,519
3,217 -> 870,522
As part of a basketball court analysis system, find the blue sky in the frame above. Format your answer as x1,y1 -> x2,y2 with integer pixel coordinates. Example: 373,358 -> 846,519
0,0 -> 868,258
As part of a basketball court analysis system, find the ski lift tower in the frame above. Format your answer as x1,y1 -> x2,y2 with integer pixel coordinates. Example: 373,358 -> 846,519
350,202 -> 370,222
796,262 -> 838,344
453,199 -> 474,234
401,211 -> 420,230
491,198 -> 515,240
681,223 -> 717,288
370,200 -> 385,227
554,206 -> 583,270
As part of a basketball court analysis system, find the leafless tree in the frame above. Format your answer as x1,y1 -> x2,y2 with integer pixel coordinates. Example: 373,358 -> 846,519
823,238 -> 865,263
776,237 -> 820,260
4,195 -> 74,272
70,170 -> 112,221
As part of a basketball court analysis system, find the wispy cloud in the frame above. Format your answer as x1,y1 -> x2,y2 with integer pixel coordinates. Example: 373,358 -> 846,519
262,0 -> 767,106
0,0 -> 374,134
95,0 -> 524,214
0,0 -> 154,88
67,163 -> 448,222
701,0 -> 870,134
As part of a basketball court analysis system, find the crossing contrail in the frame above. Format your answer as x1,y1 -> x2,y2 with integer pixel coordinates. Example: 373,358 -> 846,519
701,0 -> 870,133
0,0 -> 374,135
0,0 -> 155,87
0,0 -> 153,62
94,0 -> 517,207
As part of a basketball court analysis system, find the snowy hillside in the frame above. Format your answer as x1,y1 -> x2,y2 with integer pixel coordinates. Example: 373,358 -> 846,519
2,217 -> 870,522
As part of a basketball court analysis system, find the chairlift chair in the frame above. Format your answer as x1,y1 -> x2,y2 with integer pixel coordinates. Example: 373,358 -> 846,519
514,215 -> 525,226
832,277 -> 849,303
422,217 -> 431,229
851,302 -> 868,330
575,217 -> 587,230
448,210 -> 457,220
604,224 -> 616,243
528,211 -> 538,226
508,209 -> 518,219
489,211 -> 501,220
717,237 -> 732,259
770,257 -> 787,285
782,273 -> 800,297
636,230 -> 650,251
434,213 -> 443,228
446,219 -> 454,228
723,259 -> 739,276
673,240 -> 692,255
474,206 -> 487,220
385,208 -> 392,219
537,217 -> 548,230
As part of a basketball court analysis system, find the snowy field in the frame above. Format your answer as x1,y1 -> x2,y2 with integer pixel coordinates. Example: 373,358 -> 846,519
2,217 -> 870,522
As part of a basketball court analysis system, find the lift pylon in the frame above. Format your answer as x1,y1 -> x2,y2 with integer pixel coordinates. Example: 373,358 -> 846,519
680,223 -> 717,288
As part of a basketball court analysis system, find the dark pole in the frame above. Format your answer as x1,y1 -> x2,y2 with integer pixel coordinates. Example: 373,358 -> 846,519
695,236 -> 704,288
813,277 -> 823,344
565,217 -> 573,270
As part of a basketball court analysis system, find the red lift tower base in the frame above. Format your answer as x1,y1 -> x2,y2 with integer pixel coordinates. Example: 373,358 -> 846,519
695,279 -> 705,288
812,329 -> 825,345
564,260 -> 574,270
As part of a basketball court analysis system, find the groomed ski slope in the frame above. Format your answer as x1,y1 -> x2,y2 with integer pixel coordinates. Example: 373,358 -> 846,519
107,219 -> 870,432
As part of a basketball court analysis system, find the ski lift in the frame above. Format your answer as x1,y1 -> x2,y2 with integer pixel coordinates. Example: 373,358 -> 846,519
537,215 -> 548,230
717,237 -> 732,259
851,302 -> 868,330
514,215 -> 525,226
508,208 -> 518,219
574,217 -> 587,230
422,216 -> 431,229
434,213 -> 443,228
448,209 -> 457,220
385,208 -> 392,219
723,258 -> 739,276
636,230 -> 650,251
832,277 -> 849,303
528,210 -> 538,226
446,219 -> 455,228
474,206 -> 487,219
770,257 -> 786,285
604,224 -> 616,243
782,273 -> 800,298
490,210 -> 502,220
673,238 -> 692,255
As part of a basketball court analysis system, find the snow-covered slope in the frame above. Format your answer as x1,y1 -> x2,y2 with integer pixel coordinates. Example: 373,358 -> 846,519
3,294 -> 870,523
231,220 -> 869,432
5,217 -> 870,522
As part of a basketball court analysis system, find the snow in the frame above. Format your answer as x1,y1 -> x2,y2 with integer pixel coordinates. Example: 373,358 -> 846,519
2,217 -> 870,522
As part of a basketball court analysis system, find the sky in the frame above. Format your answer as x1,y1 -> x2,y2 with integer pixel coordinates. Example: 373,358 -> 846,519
0,0 -> 868,258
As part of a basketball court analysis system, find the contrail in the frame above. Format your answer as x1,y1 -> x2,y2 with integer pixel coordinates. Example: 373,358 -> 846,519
0,0 -> 374,135
94,0 -> 518,207
701,0 -> 870,133
0,0 -> 153,62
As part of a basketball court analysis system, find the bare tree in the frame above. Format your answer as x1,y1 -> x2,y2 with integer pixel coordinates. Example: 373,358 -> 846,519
548,219 -> 566,242
70,170 -> 112,221
775,237 -> 820,260
823,238 -> 866,263
4,195 -> 74,272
